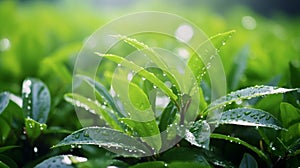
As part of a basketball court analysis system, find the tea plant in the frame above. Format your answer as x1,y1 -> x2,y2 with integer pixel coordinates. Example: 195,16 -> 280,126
31,36 -> 299,167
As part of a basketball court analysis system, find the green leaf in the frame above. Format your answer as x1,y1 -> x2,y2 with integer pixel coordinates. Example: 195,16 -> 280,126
239,153 -> 258,168
78,75 -> 123,117
0,161 -> 9,168
228,45 -> 249,91
159,102 -> 178,132
160,147 -> 211,167
217,107 -> 283,130
0,118 -> 10,144
64,93 -> 122,131
185,120 -> 210,149
120,118 -> 161,151
34,155 -> 87,168
129,161 -> 166,168
0,154 -> 18,168
22,78 -> 51,124
113,35 -> 168,70
0,146 -> 19,153
128,82 -> 151,111
204,30 -> 236,50
96,53 -> 177,102
25,117 -> 47,140
210,133 -> 268,162
206,85 -> 298,113
53,127 -> 151,157
289,61 -> 300,88
280,102 -> 300,128
0,92 -> 9,115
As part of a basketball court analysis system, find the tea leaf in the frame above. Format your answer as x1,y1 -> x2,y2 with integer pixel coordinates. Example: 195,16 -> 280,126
22,78 -> 51,124
0,92 -> 10,115
217,107 -> 283,130
129,161 -> 166,168
120,118 -> 161,151
34,155 -> 87,168
78,75 -> 123,117
210,133 -> 268,162
53,127 -> 151,157
64,93 -> 123,131
206,86 -> 298,112
239,153 -> 258,168
96,53 -> 177,101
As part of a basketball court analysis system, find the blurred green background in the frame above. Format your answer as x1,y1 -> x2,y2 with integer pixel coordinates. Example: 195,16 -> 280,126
1,0 -> 299,94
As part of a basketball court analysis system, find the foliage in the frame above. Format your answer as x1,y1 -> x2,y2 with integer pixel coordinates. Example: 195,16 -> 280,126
0,1 -> 300,167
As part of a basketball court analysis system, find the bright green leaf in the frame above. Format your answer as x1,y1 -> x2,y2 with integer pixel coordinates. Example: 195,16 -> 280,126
22,78 -> 51,124
96,53 -> 177,101
120,118 -> 161,151
64,93 -> 122,131
25,117 -> 47,140
78,75 -> 123,117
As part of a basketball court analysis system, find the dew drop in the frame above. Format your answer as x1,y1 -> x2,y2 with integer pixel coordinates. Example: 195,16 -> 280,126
33,146 -> 38,153
222,41 -> 226,45
206,63 -> 211,69
235,99 -> 242,105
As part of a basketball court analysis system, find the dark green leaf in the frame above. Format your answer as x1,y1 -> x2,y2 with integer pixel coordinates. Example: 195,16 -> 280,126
239,153 -> 258,168
218,107 -> 283,130
210,133 -> 268,162
0,92 -> 9,115
0,161 -> 9,168
160,147 -> 210,167
0,117 -> 10,144
34,155 -> 87,168
206,85 -> 298,113
53,127 -> 151,157
0,154 -> 18,168
22,78 -> 51,123
159,102 -> 178,132
129,161 -> 166,168
0,146 -> 19,153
